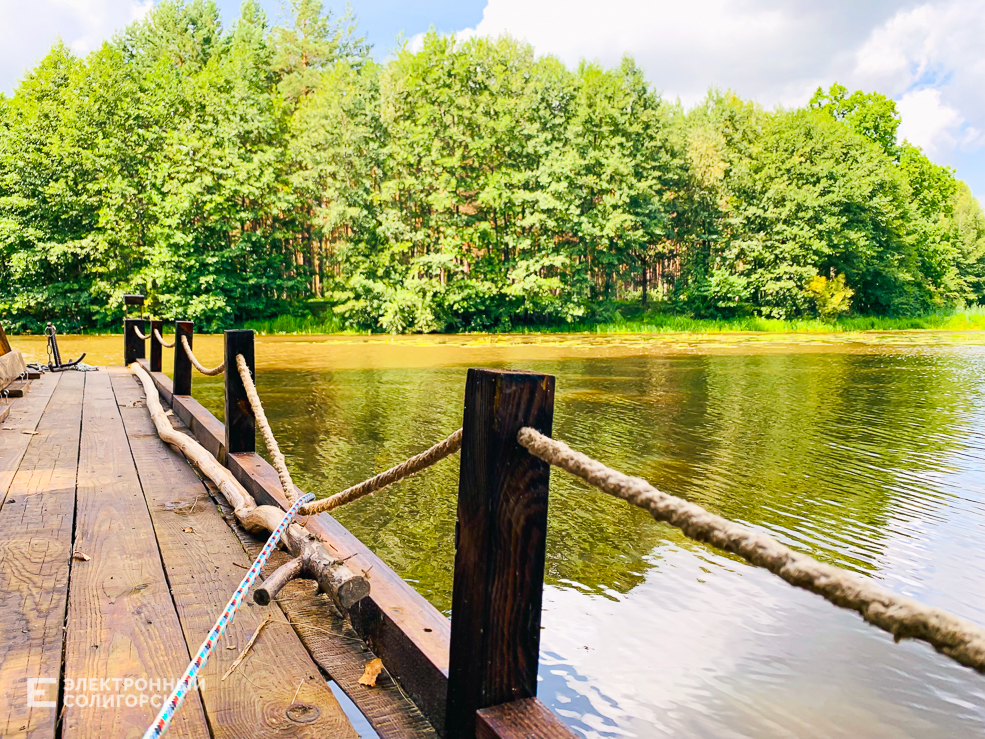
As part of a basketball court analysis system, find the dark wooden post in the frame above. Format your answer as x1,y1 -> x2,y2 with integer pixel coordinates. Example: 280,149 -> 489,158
446,368 -> 555,739
124,319 -> 146,365
224,329 -> 255,455
149,319 -> 163,373
173,321 -> 193,396
123,294 -> 145,318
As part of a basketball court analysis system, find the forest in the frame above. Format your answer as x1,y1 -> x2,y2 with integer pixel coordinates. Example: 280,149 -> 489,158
2,0 -> 984,333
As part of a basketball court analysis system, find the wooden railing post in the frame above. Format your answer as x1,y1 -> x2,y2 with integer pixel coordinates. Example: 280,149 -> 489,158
173,321 -> 193,396
446,368 -> 555,739
124,319 -> 146,365
149,319 -> 163,373
224,329 -> 255,455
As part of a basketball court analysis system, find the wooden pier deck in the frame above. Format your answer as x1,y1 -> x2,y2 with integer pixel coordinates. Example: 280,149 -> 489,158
1,320 -> 579,739
0,368 -> 433,739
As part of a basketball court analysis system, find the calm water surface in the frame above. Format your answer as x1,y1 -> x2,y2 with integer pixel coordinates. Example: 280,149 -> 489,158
15,332 -> 985,737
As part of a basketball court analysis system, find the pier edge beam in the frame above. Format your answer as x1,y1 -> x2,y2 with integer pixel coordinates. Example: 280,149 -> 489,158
224,329 -> 256,455
173,321 -> 193,396
445,368 -> 555,739
124,318 -> 147,365
149,319 -> 163,373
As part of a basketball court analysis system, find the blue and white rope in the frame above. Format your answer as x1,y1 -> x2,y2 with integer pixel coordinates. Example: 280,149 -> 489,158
142,493 -> 314,739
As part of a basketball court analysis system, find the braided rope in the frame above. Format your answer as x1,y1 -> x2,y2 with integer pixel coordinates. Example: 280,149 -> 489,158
236,353 -> 297,505
301,429 -> 463,515
142,492 -> 314,739
133,326 -> 148,340
154,328 -> 176,348
235,353 -> 460,515
517,426 -> 985,675
181,335 -> 224,376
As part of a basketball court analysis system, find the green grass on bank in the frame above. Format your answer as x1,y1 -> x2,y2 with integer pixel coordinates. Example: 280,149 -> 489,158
240,307 -> 985,336
12,307 -> 985,336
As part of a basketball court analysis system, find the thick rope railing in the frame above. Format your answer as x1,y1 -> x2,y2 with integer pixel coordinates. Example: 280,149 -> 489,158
235,353 -> 461,516
517,426 -> 985,675
182,334 -> 224,376
133,326 -> 148,340
235,353 -> 297,503
154,328 -> 175,348
304,428 -> 462,515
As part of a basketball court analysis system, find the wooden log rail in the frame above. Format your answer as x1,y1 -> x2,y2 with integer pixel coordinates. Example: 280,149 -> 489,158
135,323 -> 578,739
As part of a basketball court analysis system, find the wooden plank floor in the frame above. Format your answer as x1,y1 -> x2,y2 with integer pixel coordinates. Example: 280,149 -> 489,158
0,372 -> 81,739
0,371 -> 362,739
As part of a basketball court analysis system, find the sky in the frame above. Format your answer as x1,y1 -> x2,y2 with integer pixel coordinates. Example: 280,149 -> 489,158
1,0 -> 983,199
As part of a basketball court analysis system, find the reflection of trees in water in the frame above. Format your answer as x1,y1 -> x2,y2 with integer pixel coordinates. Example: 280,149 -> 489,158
194,352 -> 979,612
544,353 -> 976,586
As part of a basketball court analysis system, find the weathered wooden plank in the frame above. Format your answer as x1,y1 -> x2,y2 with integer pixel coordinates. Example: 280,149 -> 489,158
109,369 -> 358,739
139,362 -> 452,735
0,373 -> 61,503
446,369 -> 555,739
476,699 -> 578,739
6,380 -> 32,397
63,370 -> 211,739
0,371 -> 84,739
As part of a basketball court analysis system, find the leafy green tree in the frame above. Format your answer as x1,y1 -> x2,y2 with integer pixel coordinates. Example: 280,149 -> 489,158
271,0 -> 367,104
0,14 -> 981,333
810,82 -> 901,159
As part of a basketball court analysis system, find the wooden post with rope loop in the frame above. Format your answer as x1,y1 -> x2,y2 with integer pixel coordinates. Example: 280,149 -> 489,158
446,368 -> 573,739
149,319 -> 163,372
123,294 -> 146,365
224,329 -> 255,455
173,321 -> 193,396
124,318 -> 146,364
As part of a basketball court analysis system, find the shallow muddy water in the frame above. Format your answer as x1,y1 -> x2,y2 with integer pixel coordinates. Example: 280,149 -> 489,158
13,331 -> 985,737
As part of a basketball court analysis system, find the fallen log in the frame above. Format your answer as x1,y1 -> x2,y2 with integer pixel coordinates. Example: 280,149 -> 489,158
130,362 -> 370,611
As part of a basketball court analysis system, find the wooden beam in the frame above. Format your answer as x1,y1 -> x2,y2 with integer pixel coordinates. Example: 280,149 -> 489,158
0,322 -> 11,355
123,319 -> 146,365
445,368 -> 555,739
476,699 -> 578,739
139,363 -> 452,734
111,369 -> 359,739
5,380 -> 30,398
0,372 -> 82,739
149,319 -> 163,373
224,330 -> 255,455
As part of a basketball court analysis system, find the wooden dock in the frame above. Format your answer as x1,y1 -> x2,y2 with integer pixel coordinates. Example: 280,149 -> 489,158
0,339 -> 576,738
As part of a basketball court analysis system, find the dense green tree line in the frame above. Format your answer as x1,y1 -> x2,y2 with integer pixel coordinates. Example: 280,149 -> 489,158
2,0 -> 984,332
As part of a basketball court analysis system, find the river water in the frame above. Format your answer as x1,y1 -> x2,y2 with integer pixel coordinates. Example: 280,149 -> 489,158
14,332 -> 985,737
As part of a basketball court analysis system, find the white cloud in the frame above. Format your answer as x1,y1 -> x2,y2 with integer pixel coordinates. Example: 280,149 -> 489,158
0,0 -> 151,92
897,89 -> 963,156
460,0 -> 914,107
456,0 -> 985,193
